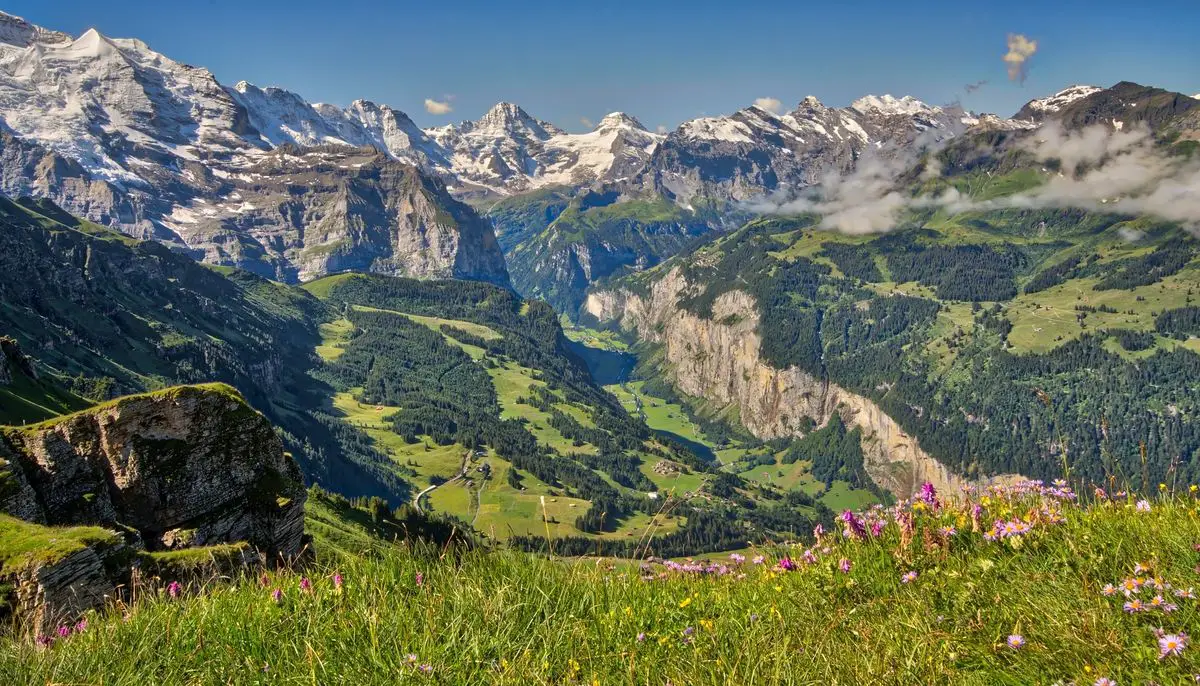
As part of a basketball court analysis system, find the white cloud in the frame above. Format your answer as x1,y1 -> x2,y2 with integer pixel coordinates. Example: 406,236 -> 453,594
753,97 -> 784,114
1004,33 -> 1038,84
743,121 -> 1200,236
580,117 -> 594,129
742,130 -> 946,234
656,124 -> 668,134
424,98 -> 453,115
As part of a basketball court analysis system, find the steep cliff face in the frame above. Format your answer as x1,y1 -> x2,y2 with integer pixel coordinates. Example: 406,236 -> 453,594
0,384 -> 306,557
151,146 -> 510,285
586,268 -> 997,498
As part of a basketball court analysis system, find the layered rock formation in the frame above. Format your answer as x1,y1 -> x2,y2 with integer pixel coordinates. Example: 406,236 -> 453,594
0,383 -> 307,631
1,383 -> 306,556
585,268 -> 1007,498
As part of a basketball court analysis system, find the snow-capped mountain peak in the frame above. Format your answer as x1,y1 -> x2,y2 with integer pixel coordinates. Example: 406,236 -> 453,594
798,95 -> 826,110
596,112 -> 647,131
0,11 -> 71,48
471,101 -> 561,139
850,94 -> 935,116
1013,85 -> 1102,121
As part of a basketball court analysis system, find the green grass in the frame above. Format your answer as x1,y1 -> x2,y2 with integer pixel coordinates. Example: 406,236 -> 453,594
4,490 -> 1198,684
2,383 -> 246,433
1005,269 -> 1198,354
0,514 -> 121,575
607,381 -> 713,450
0,371 -> 89,425
298,272 -> 366,299
314,318 -> 354,362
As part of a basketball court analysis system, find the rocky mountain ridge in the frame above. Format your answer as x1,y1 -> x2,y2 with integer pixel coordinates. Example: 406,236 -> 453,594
0,12 -> 508,284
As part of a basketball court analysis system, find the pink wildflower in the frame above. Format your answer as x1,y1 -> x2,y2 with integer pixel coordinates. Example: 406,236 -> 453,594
838,558 -> 852,574
167,581 -> 181,599
1159,632 -> 1188,658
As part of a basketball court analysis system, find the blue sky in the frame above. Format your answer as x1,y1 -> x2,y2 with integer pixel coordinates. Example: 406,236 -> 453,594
9,0 -> 1199,132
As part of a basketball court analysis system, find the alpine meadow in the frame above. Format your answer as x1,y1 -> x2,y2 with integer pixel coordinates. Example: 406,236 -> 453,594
0,4 -> 1198,684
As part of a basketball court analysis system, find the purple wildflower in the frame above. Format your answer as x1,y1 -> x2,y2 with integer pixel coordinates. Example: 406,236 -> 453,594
415,571 -> 424,587
272,588 -> 283,603
841,510 -> 868,541
838,558 -> 852,574
167,580 -> 181,599
752,555 -> 765,565
870,520 -> 885,537
1159,632 -> 1188,658
1093,679 -> 1116,686
332,573 -> 344,591
918,482 -> 938,507
901,570 -> 918,584
636,632 -> 646,642
417,664 -> 433,674
74,619 -> 87,633
1006,634 -> 1025,649
299,577 -> 312,593
729,553 -> 745,564
802,548 -> 818,565
1136,499 -> 1151,512
1124,599 -> 1144,613
56,625 -> 71,639
777,557 -> 797,572
812,523 -> 825,540
35,634 -> 53,648
683,626 -> 695,637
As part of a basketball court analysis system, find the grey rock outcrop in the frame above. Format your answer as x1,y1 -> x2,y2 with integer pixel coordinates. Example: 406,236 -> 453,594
585,268 -> 1017,498
1,383 -> 307,557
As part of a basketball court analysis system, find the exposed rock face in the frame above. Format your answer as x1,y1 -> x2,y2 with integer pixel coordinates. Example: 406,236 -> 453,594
0,384 -> 307,558
586,268 -> 1006,498
8,531 -> 133,635
0,14 -> 509,285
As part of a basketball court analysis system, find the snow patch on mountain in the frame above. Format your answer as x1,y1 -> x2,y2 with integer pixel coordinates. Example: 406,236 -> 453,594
1014,85 -> 1102,121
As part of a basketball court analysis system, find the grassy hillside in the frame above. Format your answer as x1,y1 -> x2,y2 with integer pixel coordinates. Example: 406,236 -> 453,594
300,273 -> 837,553
608,208 -> 1200,492
4,483 -> 1197,684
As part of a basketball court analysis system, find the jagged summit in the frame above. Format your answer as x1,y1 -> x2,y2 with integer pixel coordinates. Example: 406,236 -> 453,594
0,11 -> 71,47
596,112 -> 647,131
850,94 -> 937,116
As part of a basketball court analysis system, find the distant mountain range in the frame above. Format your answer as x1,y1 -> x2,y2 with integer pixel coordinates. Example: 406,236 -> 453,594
0,10 -> 1196,291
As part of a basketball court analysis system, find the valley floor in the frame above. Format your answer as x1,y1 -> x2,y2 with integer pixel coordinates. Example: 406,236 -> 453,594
4,486 -> 1198,685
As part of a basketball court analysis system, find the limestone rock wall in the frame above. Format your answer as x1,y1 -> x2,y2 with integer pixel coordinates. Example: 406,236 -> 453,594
585,268 -> 1006,498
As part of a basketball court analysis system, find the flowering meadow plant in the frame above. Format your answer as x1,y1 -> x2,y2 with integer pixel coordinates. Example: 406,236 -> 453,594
5,480 -> 1198,684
